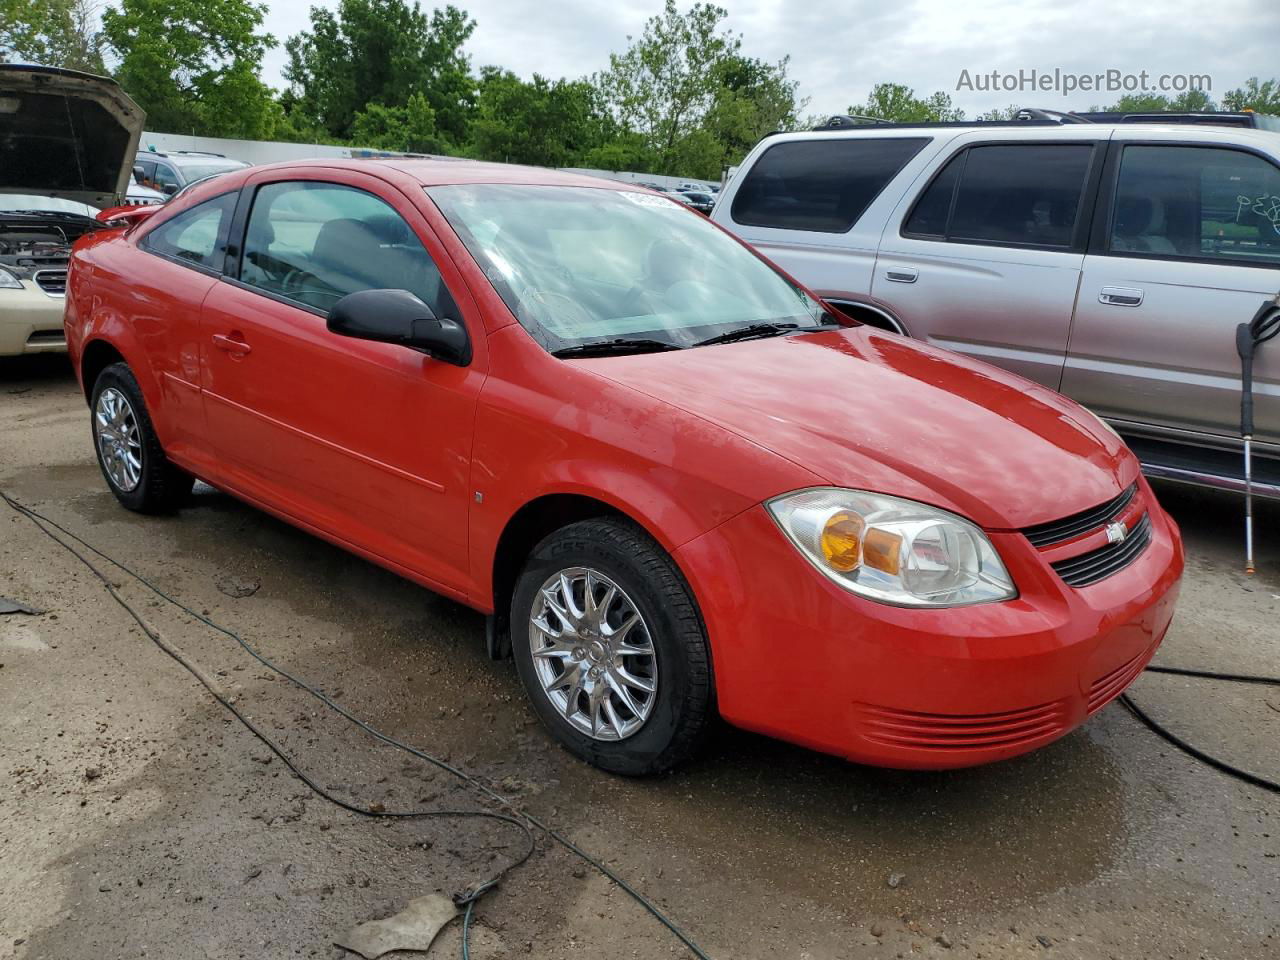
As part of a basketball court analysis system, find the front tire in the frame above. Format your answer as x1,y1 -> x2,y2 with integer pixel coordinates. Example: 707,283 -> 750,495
511,518 -> 713,775
91,363 -> 193,513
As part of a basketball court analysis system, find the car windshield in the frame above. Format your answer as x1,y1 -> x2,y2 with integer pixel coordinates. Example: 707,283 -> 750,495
427,183 -> 833,352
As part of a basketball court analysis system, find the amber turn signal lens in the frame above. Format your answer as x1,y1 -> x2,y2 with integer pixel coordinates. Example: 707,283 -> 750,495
820,512 -> 864,571
863,528 -> 903,575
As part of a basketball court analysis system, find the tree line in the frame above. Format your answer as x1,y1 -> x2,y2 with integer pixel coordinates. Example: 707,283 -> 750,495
3,0 -> 1279,180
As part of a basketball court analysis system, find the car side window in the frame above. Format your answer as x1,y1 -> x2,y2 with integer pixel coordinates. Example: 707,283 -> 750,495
237,181 -> 457,318
903,152 -> 964,238
1109,145 -> 1280,267
947,144 -> 1093,248
731,137 -> 930,233
141,191 -> 237,271
152,163 -> 180,190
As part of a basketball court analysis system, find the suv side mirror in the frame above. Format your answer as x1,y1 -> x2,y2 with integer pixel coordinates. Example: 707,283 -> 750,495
162,183 -> 178,196
132,165 -> 146,182
328,289 -> 471,365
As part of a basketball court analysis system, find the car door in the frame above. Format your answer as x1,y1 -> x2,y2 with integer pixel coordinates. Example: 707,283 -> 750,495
199,170 -> 487,595
1062,137 -> 1280,454
872,136 -> 1107,388
130,189 -> 238,467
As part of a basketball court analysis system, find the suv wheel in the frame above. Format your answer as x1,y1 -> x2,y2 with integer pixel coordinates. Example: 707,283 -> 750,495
91,363 -> 193,512
511,518 -> 713,775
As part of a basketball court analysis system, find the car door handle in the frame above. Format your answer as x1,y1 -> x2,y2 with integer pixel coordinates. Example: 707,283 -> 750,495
885,267 -> 919,283
1098,286 -> 1144,307
212,333 -> 252,356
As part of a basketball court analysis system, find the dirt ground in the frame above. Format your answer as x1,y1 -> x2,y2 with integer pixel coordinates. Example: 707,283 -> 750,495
1,354 -> 1277,960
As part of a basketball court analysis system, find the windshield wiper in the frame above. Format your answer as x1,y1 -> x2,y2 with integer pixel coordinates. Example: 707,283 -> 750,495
692,321 -> 802,347
551,338 -> 683,359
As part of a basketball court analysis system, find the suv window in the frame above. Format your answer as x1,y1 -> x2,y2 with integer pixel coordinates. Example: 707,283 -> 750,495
238,181 -> 456,316
141,191 -> 236,270
732,137 -> 930,233
1109,145 -> 1280,267
904,144 -> 1094,249
152,163 -> 180,191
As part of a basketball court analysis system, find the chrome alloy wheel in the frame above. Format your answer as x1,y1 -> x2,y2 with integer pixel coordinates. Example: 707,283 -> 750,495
95,387 -> 142,492
528,567 -> 659,741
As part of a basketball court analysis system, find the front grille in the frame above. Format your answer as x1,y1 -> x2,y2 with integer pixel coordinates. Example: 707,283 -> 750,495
1088,647 -> 1150,714
34,269 -> 67,296
1022,484 -> 1136,547
1050,513 -> 1152,587
857,700 -> 1067,751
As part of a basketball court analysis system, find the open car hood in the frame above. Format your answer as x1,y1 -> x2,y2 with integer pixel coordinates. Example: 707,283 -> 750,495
0,65 -> 145,208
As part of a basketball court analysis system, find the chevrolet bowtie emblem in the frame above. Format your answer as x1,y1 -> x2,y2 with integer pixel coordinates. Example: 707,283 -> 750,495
1105,521 -> 1128,545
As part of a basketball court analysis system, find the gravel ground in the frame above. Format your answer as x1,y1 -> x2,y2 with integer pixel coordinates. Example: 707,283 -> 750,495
1,354 -> 1277,960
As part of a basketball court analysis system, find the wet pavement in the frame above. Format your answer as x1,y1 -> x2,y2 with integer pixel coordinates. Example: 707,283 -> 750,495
2,354 -> 1277,959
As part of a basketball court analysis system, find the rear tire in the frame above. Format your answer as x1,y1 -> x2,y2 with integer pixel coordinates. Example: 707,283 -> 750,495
511,518 -> 713,775
91,363 -> 193,513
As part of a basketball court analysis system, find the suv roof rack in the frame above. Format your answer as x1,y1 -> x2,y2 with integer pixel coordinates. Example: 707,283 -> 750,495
169,150 -> 228,158
1012,108 -> 1092,124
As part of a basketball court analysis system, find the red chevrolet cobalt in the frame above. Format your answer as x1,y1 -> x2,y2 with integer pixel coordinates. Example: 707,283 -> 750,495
64,160 -> 1183,775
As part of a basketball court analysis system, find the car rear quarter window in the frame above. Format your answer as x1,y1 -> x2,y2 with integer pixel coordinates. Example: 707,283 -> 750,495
141,191 -> 237,271
1109,145 -> 1280,267
731,137 -> 930,233
946,144 -> 1094,248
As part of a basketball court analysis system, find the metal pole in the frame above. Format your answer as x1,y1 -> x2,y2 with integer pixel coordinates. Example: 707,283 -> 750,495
1243,434 -> 1255,576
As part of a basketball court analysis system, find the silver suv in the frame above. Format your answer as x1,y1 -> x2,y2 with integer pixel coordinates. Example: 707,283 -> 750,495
713,118 -> 1280,498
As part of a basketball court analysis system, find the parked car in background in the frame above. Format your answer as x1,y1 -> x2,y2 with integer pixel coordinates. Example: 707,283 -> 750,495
0,64 -> 137,355
134,150 -> 249,196
127,175 -> 167,206
714,118 -> 1280,499
66,158 -> 1181,775
675,189 -> 715,215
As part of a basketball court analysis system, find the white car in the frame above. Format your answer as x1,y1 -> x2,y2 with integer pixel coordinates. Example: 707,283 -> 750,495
0,65 -> 141,356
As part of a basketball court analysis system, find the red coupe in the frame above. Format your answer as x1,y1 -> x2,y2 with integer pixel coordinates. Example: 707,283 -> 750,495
64,159 -> 1183,774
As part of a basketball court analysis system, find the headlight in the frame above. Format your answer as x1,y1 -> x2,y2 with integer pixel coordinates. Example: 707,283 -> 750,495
767,488 -> 1017,607
0,267 -> 23,289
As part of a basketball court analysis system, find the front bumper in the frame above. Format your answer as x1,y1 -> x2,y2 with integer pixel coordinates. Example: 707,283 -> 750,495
674,477 -> 1184,769
0,282 -> 67,355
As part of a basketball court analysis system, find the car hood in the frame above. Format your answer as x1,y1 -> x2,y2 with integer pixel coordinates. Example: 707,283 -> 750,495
580,327 -> 1138,530
0,65 -> 144,208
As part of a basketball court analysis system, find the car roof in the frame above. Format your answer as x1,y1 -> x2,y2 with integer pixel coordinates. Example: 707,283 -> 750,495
756,122 -> 1280,149
231,156 -> 656,191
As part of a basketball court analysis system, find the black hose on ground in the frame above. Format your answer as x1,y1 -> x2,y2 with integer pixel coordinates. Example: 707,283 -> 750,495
1122,663 -> 1280,793
2,491 -> 714,960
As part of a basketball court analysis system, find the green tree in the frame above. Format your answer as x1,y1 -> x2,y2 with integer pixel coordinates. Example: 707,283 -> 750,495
102,0 -> 277,138
693,54 -> 803,176
351,92 -> 442,152
0,0 -> 106,73
468,68 -> 606,167
284,0 -> 475,145
855,83 -> 965,123
977,104 -> 1021,121
1222,77 -> 1280,114
593,1 -> 738,173
1094,89 -> 1216,113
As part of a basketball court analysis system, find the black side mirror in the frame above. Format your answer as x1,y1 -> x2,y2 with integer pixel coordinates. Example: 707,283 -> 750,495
132,165 -> 145,182
328,289 -> 471,365
162,183 -> 178,196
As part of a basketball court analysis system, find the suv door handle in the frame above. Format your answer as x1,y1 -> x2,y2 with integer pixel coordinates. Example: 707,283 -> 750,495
1099,286 -> 1144,307
885,266 -> 918,283
212,332 -> 252,357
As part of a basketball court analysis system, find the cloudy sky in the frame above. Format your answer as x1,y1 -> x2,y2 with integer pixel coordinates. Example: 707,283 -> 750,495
257,0 -> 1277,116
